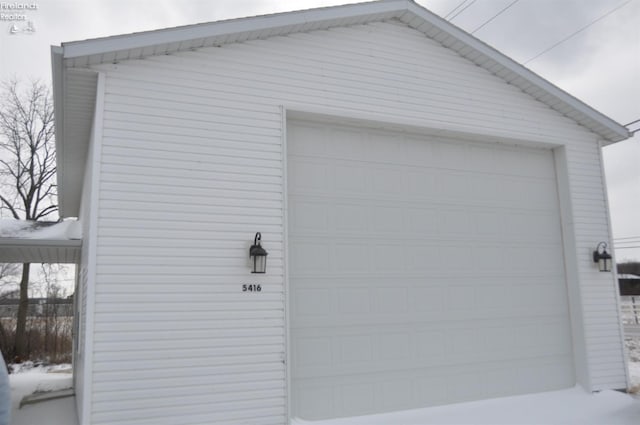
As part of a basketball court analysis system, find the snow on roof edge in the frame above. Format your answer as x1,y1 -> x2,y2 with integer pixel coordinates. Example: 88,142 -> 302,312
0,220 -> 82,240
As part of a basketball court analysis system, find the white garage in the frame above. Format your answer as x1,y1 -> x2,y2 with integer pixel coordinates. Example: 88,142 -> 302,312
45,1 -> 631,423
287,119 -> 575,420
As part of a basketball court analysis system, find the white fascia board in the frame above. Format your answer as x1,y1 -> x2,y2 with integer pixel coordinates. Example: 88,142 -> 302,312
0,238 -> 81,248
51,46 -> 70,217
403,2 -> 630,142
61,0 -> 408,59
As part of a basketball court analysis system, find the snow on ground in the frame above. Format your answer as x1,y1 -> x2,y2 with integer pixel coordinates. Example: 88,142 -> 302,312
9,363 -> 78,425
291,387 -> 640,425
627,337 -> 640,392
5,343 -> 640,425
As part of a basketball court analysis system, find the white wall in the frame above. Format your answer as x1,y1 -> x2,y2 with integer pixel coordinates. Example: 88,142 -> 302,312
83,19 -> 626,424
74,71 -> 104,425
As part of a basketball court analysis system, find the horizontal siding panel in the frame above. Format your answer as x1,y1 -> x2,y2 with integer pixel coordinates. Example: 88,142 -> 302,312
96,235 -> 281,249
99,204 -> 282,220
96,263 -> 283,277
94,364 -> 284,383
99,152 -> 283,177
93,318 -> 284,332
94,389 -> 284,412
95,292 -> 284,305
103,110 -> 282,137
94,310 -> 284,323
94,299 -> 283,312
94,327 -> 283,343
96,228 -> 284,242
103,93 -> 281,129
103,136 -> 281,158
101,145 -> 282,169
93,402 -> 285,425
94,346 -> 284,363
93,335 -> 284,352
103,116 -> 281,145
100,178 -> 282,200
96,245 -> 278,259
100,190 -> 282,210
103,101 -> 282,130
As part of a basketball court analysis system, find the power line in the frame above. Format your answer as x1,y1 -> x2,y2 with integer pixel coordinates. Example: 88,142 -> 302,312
471,0 -> 521,34
615,236 -> 640,241
449,0 -> 478,21
444,0 -> 473,19
615,246 -> 640,250
523,0 -> 634,65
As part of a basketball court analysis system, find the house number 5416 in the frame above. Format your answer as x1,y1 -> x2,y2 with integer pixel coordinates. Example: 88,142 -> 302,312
242,284 -> 262,292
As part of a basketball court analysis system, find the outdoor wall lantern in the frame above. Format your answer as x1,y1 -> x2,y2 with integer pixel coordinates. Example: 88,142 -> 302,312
249,232 -> 268,274
593,242 -> 612,272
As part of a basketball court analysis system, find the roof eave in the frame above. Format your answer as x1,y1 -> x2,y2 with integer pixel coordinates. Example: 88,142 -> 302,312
61,0 -> 410,59
53,0 -> 631,177
0,238 -> 82,264
401,2 -> 631,144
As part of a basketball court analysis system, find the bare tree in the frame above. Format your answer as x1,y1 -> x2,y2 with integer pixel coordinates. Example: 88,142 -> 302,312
0,79 -> 56,359
0,263 -> 21,359
0,263 -> 20,292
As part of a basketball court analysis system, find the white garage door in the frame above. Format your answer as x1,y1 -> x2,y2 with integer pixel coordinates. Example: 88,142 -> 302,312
287,120 -> 574,420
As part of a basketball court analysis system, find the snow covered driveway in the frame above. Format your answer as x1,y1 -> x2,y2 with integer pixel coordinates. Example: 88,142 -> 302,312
10,372 -> 640,425
6,348 -> 640,425
291,387 -> 640,425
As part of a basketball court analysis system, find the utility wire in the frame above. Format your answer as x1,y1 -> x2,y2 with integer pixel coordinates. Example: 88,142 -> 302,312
615,236 -> 640,240
615,246 -> 640,250
471,0 -> 521,34
523,0 -> 634,65
449,0 -> 478,21
444,0 -> 473,19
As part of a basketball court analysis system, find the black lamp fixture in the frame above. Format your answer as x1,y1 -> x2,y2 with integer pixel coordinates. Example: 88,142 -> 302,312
249,232 -> 268,274
593,242 -> 612,272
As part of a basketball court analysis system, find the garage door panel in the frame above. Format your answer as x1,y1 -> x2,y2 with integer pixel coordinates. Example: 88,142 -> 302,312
288,121 -> 574,420
291,320 -> 573,379
289,240 -> 564,277
290,278 -> 569,326
293,356 -> 575,420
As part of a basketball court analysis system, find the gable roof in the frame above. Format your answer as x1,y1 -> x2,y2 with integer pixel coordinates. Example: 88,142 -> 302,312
51,0 -> 631,218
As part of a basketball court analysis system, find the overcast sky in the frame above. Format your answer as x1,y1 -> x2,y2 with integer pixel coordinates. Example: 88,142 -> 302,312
0,0 -> 638,261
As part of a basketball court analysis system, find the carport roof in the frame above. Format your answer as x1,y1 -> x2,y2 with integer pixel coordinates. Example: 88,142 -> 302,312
0,220 -> 82,264
51,0 -> 632,218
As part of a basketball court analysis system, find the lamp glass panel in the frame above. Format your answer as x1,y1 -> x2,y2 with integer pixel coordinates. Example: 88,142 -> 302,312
253,255 -> 267,273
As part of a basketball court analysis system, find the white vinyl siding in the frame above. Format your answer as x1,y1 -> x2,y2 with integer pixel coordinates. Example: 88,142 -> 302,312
74,221 -> 88,423
84,19 -> 625,424
74,76 -> 102,424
